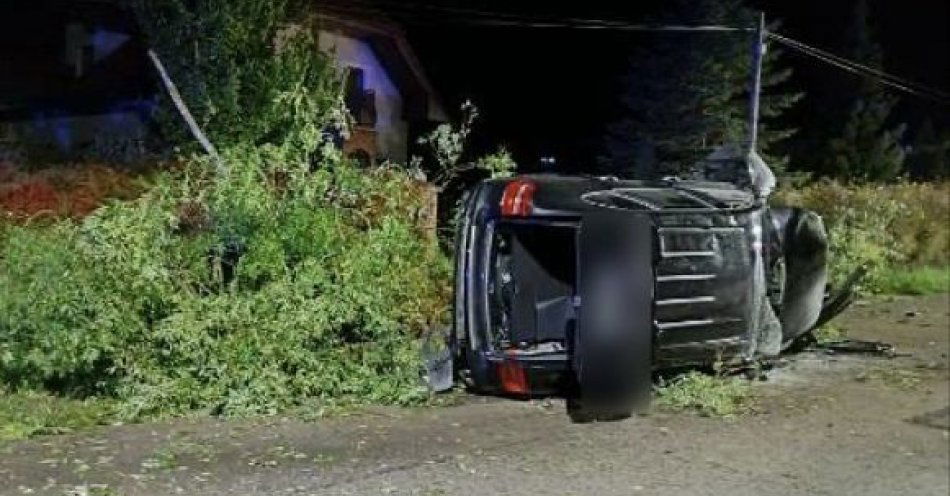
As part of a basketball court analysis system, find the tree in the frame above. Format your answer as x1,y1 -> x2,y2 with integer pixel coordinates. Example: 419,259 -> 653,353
906,120 -> 949,179
127,0 -> 345,162
603,0 -> 802,178
826,96 -> 906,181
822,0 -> 907,181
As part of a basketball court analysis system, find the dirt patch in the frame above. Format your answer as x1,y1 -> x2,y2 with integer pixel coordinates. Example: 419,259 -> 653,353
1,294 -> 947,496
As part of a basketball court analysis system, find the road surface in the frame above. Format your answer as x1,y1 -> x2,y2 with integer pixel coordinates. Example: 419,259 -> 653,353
2,294 -> 947,496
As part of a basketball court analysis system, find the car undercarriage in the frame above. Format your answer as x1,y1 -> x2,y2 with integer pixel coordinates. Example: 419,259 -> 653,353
437,150 -> 861,420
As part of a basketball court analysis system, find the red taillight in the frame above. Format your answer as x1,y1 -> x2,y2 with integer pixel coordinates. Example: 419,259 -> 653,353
497,359 -> 530,395
500,179 -> 537,217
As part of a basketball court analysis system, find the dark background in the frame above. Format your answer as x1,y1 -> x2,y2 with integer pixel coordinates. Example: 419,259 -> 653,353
2,0 -> 947,172
381,0 -> 949,170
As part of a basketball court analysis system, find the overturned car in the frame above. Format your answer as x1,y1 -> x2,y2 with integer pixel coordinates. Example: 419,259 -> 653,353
441,149 -> 858,420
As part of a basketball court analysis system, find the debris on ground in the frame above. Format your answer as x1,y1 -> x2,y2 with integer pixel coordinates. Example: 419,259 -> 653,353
813,339 -> 902,358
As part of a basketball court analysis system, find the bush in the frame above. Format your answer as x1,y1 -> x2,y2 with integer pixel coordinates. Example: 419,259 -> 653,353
0,0 -> 456,420
0,0 -> 453,421
129,0 -> 344,156
773,181 -> 949,292
0,148 -> 450,419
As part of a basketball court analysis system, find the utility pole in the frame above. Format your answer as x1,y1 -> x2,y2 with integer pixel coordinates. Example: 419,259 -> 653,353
747,12 -> 766,154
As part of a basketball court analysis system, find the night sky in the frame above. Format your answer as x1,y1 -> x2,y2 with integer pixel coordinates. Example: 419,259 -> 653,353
2,0 -> 947,172
376,0 -> 949,170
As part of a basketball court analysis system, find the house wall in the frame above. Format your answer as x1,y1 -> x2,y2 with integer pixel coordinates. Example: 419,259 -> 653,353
0,110 -> 148,162
317,30 -> 408,164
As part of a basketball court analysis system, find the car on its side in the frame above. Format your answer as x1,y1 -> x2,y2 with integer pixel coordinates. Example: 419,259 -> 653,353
447,172 -> 858,420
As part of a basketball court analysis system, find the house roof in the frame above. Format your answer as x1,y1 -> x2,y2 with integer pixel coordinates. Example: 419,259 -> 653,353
313,6 -> 447,122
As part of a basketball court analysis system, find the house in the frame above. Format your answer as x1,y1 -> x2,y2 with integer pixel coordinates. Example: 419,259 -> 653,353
0,2 -> 153,162
315,8 -> 448,165
0,1 -> 446,165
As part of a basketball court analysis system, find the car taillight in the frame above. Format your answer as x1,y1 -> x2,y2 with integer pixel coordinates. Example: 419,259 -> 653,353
500,179 -> 537,217
497,359 -> 530,395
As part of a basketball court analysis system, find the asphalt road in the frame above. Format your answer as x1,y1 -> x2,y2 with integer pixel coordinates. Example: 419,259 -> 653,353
2,294 -> 948,496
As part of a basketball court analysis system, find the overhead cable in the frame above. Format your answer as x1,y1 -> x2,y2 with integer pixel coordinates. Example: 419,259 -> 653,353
322,1 -> 949,104
767,32 -> 950,103
323,0 -> 750,32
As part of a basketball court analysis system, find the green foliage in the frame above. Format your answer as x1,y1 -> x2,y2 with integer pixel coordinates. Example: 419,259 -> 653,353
128,0 -> 346,159
415,101 -> 480,187
605,0 -> 802,176
824,197 -> 902,291
813,323 -> 846,344
0,149 -> 451,419
876,266 -> 949,295
655,372 -> 757,417
774,181 -> 950,292
0,1 -> 452,422
475,147 -> 517,179
826,95 -> 907,182
0,389 -> 117,442
415,103 -> 518,249
819,0 -> 908,182
415,101 -> 519,186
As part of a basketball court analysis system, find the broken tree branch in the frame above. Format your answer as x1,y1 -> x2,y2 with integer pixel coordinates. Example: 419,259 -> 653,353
146,49 -> 228,177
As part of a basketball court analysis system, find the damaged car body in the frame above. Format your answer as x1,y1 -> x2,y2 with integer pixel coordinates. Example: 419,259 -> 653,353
443,148 -> 860,420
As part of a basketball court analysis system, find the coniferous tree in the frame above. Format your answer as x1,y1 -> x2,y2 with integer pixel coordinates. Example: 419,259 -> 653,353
823,0 -> 907,181
603,0 -> 801,178
827,96 -> 906,181
906,120 -> 949,179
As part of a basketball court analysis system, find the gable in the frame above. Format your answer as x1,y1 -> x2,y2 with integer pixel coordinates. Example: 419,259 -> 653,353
313,11 -> 446,123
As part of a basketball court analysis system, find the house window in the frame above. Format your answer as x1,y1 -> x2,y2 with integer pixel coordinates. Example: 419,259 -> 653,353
344,67 -> 376,126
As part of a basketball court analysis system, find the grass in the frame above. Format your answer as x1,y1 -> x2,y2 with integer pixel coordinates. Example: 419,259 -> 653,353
876,265 -> 949,295
0,391 -> 117,443
814,323 -> 847,344
655,372 -> 757,417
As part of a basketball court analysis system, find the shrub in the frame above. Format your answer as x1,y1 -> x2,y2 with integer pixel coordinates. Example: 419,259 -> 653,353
475,147 -> 517,180
0,0 -> 451,421
414,100 -> 479,188
128,0 -> 345,157
0,148 -> 451,419
773,181 -> 950,291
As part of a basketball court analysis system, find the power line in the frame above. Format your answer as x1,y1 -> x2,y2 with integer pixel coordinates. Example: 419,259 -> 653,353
425,18 -> 747,32
323,1 -> 949,104
767,32 -> 950,104
324,0 -> 750,32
